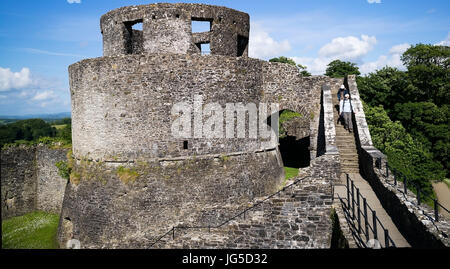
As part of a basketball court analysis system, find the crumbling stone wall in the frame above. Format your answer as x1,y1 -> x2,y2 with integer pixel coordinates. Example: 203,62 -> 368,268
62,3 -> 346,249
36,147 -> 69,214
101,3 -> 249,57
1,146 -> 37,219
1,145 -> 68,219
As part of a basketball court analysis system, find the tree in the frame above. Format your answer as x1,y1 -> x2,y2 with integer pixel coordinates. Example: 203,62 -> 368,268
269,56 -> 311,76
325,60 -> 360,78
356,67 -> 416,113
269,56 -> 297,66
364,103 -> 445,197
401,44 -> 450,106
297,64 -> 311,77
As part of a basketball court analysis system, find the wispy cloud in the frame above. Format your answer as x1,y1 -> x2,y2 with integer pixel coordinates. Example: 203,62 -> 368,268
67,0 -> 81,4
367,0 -> 381,4
436,33 -> 450,46
21,48 -> 86,58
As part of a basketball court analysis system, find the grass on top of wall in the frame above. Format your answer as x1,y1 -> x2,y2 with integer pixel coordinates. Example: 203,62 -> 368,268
2,211 -> 60,249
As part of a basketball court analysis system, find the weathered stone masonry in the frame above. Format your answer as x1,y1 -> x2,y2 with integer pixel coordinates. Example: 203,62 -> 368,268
58,3 -> 343,248
1,145 -> 68,219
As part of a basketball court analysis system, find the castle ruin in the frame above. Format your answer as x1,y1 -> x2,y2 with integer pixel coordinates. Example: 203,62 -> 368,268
3,3 -> 446,249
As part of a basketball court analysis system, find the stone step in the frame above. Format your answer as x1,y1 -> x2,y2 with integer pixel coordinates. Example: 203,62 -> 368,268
340,157 -> 358,162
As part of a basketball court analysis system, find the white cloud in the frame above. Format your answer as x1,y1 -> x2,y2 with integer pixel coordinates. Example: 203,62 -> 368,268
359,43 -> 410,74
367,0 -> 381,4
291,35 -> 377,75
436,33 -> 450,46
0,67 -> 33,91
32,90 -> 57,101
67,0 -> 81,4
249,23 -> 291,59
319,35 -> 377,61
291,56 -> 330,76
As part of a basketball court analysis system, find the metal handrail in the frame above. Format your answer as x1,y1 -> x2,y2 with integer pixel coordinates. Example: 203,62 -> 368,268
149,175 -> 311,247
340,174 -> 396,248
377,157 -> 449,222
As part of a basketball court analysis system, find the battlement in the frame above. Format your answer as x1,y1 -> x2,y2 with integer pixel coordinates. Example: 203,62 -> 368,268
100,3 -> 249,57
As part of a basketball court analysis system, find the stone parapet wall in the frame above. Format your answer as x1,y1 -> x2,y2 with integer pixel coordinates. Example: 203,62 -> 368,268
347,75 -> 450,248
359,147 -> 450,248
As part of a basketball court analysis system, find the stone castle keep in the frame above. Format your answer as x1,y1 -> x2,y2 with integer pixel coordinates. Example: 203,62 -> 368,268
2,3 -> 449,249
59,3 -> 340,248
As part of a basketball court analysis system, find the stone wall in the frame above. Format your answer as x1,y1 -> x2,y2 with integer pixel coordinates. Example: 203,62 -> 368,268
1,146 -> 37,219
346,75 -> 450,248
1,145 -> 68,219
101,3 -> 249,57
359,148 -> 450,248
58,148 -> 285,248
36,147 -> 69,214
150,153 -> 336,249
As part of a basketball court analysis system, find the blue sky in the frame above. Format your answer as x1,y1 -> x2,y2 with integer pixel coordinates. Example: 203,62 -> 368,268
0,0 -> 449,116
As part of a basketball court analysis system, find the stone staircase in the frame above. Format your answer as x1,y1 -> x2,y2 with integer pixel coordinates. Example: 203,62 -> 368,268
332,89 -> 359,174
152,175 -> 333,249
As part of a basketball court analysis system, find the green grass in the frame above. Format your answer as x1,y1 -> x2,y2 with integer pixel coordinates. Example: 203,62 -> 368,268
51,124 -> 67,130
444,178 -> 450,189
2,211 -> 60,249
284,167 -> 299,180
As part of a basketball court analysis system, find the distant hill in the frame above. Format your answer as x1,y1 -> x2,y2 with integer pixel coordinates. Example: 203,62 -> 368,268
0,112 -> 71,124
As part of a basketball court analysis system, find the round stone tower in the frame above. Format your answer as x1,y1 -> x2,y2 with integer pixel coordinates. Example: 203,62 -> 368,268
58,3 -> 287,248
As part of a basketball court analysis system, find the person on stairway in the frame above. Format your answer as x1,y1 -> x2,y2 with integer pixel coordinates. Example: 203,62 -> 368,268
339,93 -> 354,133
337,85 -> 349,102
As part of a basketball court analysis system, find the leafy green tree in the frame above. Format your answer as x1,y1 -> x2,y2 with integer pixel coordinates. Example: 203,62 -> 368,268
393,102 -> 449,173
364,103 -> 444,197
269,56 -> 297,66
297,64 -> 311,77
356,67 -> 416,113
0,119 -> 57,148
269,56 -> 311,76
57,123 -> 72,144
325,60 -> 360,78
401,44 -> 450,106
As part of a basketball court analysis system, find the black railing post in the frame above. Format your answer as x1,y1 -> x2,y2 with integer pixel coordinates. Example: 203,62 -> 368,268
357,188 -> 361,233
172,227 -> 175,240
347,175 -> 351,209
384,229 -> 389,248
393,168 -> 397,186
403,176 -> 407,194
363,197 -> 369,242
372,210 -> 378,240
351,180 -> 355,219
386,161 -> 389,178
434,199 -> 439,222
417,185 -> 421,205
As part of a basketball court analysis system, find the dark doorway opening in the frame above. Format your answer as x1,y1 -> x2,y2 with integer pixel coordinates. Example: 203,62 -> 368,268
266,110 -> 311,169
279,135 -> 310,168
237,35 -> 248,57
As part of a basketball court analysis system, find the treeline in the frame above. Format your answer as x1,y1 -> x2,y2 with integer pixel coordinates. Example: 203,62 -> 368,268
0,118 -> 72,148
357,44 -> 449,182
271,44 -> 448,197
